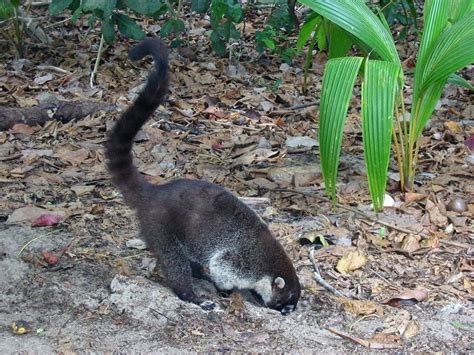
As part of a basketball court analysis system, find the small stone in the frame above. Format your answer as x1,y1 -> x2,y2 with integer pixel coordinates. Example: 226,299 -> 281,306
257,137 -> 272,149
260,101 -> 273,112
268,165 -> 322,187
286,136 -> 318,152
447,198 -> 467,213
280,63 -> 291,72
465,154 -> 474,165
151,144 -> 168,163
125,239 -> 147,250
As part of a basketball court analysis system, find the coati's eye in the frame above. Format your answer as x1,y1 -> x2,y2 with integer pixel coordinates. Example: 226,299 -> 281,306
274,276 -> 286,289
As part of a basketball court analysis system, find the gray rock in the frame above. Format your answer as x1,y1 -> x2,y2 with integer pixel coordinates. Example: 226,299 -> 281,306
286,136 -> 318,152
268,165 -> 322,187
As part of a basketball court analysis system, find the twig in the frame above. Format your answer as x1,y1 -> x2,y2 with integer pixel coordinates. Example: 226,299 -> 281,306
204,119 -> 263,132
37,65 -> 71,75
18,230 -> 57,257
90,34 -> 105,89
326,327 -> 401,349
272,101 -> 319,114
437,239 -> 472,249
309,248 -> 347,298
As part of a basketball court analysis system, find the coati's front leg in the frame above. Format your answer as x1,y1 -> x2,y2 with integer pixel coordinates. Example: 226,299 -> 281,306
143,228 -> 215,310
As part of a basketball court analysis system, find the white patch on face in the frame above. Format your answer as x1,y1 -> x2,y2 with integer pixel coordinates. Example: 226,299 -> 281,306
208,250 -> 273,304
251,276 -> 273,305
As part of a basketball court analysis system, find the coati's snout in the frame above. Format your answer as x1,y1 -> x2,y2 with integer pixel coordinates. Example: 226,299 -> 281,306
265,275 -> 301,315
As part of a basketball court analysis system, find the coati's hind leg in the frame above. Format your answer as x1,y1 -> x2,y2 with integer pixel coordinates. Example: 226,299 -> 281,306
142,227 -> 215,310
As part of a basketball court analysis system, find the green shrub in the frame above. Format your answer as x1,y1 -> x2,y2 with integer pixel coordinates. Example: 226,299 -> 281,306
298,0 -> 474,211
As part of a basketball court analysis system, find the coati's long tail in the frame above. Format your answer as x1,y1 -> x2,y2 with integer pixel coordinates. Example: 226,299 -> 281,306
105,38 -> 169,208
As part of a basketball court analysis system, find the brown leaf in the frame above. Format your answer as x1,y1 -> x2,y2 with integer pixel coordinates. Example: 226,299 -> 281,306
400,235 -> 420,253
425,200 -> 448,227
6,206 -> 67,225
336,250 -> 367,274
71,185 -> 95,196
402,320 -> 420,339
90,205 -> 104,215
420,234 -> 440,248
404,192 -> 426,203
383,289 -> 429,307
463,278 -> 473,295
337,297 -> 384,317
444,121 -> 462,133
9,124 -> 38,135
202,106 -> 229,119
55,148 -> 90,165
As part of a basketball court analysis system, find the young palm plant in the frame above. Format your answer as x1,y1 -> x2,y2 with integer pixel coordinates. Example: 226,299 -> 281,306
297,0 -> 474,212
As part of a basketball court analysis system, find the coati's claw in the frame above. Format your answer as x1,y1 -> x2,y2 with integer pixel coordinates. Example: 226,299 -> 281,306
199,300 -> 216,311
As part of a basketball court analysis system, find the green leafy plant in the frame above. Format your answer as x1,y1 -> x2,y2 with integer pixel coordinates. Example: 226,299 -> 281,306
296,13 -> 353,92
0,0 -> 24,57
298,0 -> 474,211
48,0 -> 155,44
208,0 -> 243,56
374,0 -> 418,38
255,0 -> 297,63
159,0 -> 186,47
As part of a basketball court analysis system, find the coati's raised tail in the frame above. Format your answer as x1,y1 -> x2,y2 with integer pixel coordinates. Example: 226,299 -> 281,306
106,38 -> 301,315
105,38 -> 168,208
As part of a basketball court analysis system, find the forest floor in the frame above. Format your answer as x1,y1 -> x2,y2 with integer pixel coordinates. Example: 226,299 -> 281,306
0,6 -> 473,353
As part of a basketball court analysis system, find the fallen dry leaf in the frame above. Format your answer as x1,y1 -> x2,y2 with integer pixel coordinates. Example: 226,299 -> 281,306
383,289 -> 429,307
402,320 -> 420,339
400,235 -> 420,253
426,200 -> 448,227
463,278 -> 473,295
55,148 -> 90,165
444,121 -> 462,133
6,206 -> 68,225
336,297 -> 384,317
336,250 -> 367,274
404,192 -> 426,203
9,124 -> 38,135
420,234 -> 440,248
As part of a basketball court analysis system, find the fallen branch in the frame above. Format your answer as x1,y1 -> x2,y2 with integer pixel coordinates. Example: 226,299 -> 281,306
326,328 -> 401,349
271,100 -> 319,114
309,248 -> 348,298
0,100 -> 116,131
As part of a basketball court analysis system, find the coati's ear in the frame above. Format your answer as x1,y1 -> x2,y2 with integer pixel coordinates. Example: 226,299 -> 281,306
274,277 -> 285,289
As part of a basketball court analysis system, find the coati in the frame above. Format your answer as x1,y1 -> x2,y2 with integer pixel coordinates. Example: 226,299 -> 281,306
105,38 -> 301,314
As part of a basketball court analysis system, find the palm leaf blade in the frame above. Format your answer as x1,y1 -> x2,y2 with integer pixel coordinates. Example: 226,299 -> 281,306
361,60 -> 400,211
319,57 -> 363,202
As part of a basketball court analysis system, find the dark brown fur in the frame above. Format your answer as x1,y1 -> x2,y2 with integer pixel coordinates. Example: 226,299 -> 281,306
105,38 -> 300,314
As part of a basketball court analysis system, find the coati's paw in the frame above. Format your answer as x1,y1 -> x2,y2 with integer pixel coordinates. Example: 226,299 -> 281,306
199,300 -> 216,311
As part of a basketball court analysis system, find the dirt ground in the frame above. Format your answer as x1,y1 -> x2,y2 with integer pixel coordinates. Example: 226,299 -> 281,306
1,5 -> 473,353
0,219 -> 472,352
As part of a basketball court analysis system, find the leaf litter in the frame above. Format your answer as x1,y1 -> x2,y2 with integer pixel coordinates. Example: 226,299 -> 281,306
0,10 -> 473,353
